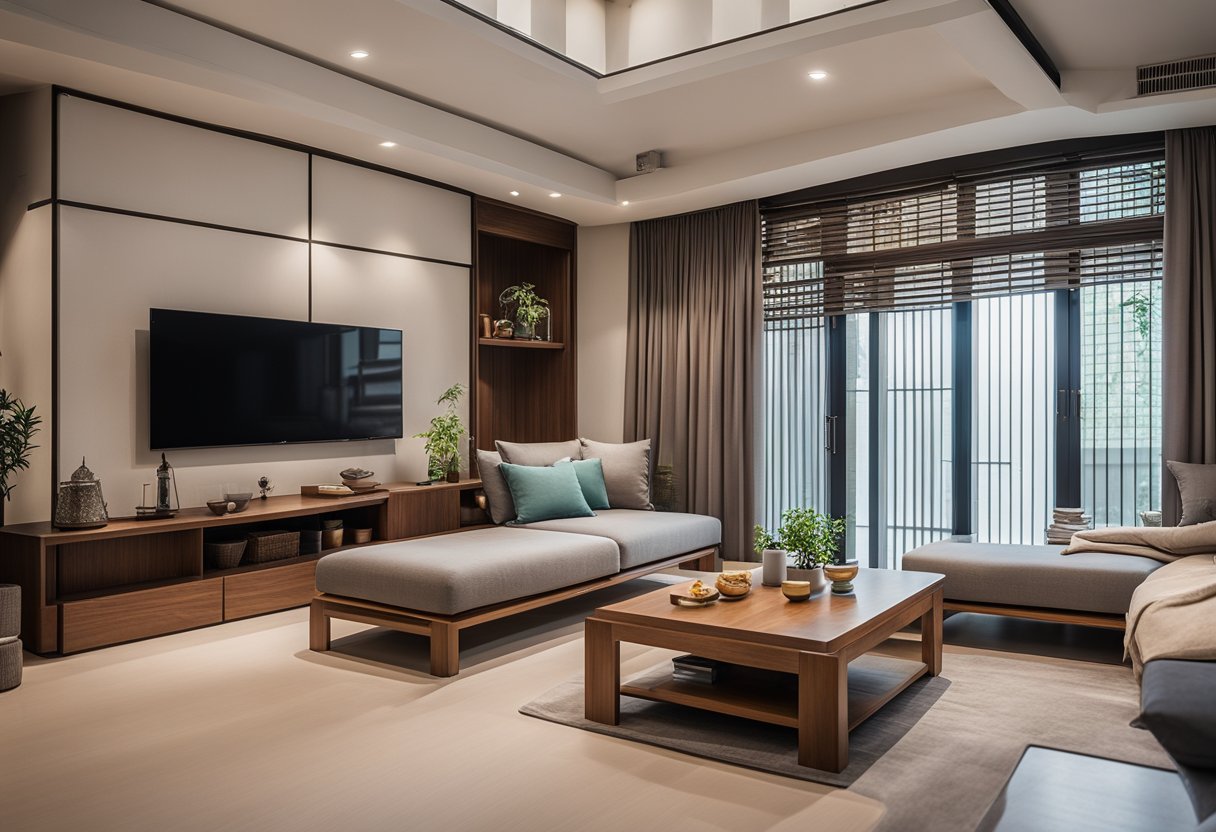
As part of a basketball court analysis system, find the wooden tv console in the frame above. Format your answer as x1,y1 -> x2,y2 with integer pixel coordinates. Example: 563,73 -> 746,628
0,480 -> 484,654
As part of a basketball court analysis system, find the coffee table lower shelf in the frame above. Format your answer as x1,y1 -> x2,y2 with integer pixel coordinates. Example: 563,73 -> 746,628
620,653 -> 928,731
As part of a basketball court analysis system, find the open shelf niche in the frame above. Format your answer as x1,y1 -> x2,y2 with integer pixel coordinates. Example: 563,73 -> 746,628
473,199 -> 577,449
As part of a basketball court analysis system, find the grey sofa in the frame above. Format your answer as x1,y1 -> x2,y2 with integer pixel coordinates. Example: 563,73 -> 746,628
311,509 -> 722,676
902,541 -> 1161,628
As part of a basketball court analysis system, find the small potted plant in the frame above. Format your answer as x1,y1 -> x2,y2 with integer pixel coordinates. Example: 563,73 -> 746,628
413,383 -> 467,482
0,390 -> 41,527
775,507 -> 846,592
499,283 -> 550,341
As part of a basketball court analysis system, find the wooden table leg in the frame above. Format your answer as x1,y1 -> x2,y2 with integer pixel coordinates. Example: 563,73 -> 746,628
798,650 -> 848,772
585,617 -> 620,725
921,588 -> 943,676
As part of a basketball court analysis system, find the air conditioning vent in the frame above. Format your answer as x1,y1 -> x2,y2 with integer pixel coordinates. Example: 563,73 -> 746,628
1137,54 -> 1216,96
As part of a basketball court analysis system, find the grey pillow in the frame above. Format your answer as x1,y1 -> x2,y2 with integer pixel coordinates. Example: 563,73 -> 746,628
579,438 -> 653,511
495,439 -> 582,467
1167,460 -> 1216,526
476,449 -> 516,525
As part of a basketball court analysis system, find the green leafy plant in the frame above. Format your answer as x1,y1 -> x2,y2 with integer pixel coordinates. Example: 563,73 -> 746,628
753,524 -> 779,557
0,390 -> 40,512
413,383 -> 466,479
776,507 -> 846,569
501,283 -> 550,330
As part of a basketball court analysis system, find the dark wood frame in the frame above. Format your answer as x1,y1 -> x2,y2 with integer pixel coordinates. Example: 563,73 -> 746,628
309,547 -> 718,677
943,599 -> 1126,630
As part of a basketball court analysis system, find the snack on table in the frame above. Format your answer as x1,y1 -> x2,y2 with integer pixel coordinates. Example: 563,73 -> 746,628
688,579 -> 713,598
715,570 -> 753,597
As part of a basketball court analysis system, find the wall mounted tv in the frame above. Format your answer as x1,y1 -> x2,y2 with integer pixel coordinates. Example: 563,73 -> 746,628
149,309 -> 404,450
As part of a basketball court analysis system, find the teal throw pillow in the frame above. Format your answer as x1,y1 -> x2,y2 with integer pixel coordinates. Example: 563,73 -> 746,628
499,461 -> 596,525
557,459 -> 610,511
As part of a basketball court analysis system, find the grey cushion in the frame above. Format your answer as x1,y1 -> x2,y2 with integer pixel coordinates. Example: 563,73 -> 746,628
1168,460 -> 1216,526
1187,765 -> 1216,826
902,541 -> 1160,614
475,449 -> 516,525
579,438 -> 653,510
495,439 -> 582,467
1140,659 -> 1216,769
315,527 -> 619,615
518,509 -> 720,569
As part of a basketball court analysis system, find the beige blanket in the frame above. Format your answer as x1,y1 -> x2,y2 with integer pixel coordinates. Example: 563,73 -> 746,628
1063,520 -> 1216,563
1125,554 -> 1216,679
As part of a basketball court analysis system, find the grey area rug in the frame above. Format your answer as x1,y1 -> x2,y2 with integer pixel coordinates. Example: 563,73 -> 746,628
521,655 -> 951,788
520,640 -> 1173,832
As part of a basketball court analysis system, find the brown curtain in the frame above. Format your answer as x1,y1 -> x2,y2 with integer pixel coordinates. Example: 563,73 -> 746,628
1163,127 -> 1216,526
624,201 -> 761,560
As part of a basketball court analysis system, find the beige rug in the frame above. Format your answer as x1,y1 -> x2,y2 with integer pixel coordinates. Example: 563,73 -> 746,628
521,638 -> 1172,832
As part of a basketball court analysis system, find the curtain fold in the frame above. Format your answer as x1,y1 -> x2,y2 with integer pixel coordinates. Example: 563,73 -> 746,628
1163,127 -> 1216,526
624,201 -> 761,560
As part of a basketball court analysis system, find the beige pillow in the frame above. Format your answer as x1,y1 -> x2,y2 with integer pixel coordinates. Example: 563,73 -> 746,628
476,449 -> 516,525
1167,460 -> 1216,526
495,439 -> 582,467
579,438 -> 653,511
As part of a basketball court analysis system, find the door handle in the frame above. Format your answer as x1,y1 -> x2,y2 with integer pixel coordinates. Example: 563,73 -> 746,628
824,415 -> 838,454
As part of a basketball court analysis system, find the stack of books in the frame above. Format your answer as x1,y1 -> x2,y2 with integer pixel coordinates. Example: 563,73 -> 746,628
672,655 -> 721,684
1046,507 -> 1091,544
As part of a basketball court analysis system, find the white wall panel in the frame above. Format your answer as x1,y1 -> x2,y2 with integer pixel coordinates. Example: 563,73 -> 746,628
311,156 -> 471,264
311,245 -> 470,477
576,224 -> 629,443
53,208 -> 406,511
58,96 -> 308,238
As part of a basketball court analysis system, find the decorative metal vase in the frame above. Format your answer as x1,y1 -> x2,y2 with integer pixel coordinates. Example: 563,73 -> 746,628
53,458 -> 109,530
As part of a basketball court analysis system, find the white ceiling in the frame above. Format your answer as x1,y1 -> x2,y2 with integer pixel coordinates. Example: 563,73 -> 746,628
0,0 -> 1213,225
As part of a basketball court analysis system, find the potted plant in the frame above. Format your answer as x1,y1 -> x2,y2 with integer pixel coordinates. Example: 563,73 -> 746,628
499,283 -> 550,341
0,390 -> 41,527
775,507 -> 846,592
413,383 -> 466,483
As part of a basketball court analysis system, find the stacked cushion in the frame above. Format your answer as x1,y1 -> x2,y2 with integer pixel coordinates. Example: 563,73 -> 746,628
499,461 -> 595,525
579,438 -> 653,511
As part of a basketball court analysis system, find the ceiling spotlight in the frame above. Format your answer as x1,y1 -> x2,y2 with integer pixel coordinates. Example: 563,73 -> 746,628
548,192 -> 562,198
350,50 -> 370,59
509,190 -> 520,197
807,70 -> 829,81
379,141 -> 397,148
620,200 -> 630,206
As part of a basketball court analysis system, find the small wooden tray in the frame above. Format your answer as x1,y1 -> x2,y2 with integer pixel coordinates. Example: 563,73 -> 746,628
301,485 -> 387,499
670,588 -> 720,606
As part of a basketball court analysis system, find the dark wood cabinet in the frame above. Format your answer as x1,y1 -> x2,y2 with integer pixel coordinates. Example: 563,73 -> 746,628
473,198 -> 577,449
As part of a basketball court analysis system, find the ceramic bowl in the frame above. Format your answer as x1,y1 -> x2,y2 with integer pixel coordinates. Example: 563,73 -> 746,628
206,499 -> 231,516
781,580 -> 812,602
224,492 -> 252,512
823,563 -> 860,583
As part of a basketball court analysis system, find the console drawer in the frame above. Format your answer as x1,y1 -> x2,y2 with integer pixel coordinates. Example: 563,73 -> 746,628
61,579 -> 223,653
223,560 -> 318,621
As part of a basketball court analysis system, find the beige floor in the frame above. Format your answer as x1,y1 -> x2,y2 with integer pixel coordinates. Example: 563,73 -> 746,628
0,574 -> 889,832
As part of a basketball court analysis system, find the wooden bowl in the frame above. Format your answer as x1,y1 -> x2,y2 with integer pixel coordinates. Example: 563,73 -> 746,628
781,580 -> 812,602
823,564 -> 859,583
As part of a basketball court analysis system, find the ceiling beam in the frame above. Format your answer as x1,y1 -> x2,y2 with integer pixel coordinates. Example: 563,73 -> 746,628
985,0 -> 1059,88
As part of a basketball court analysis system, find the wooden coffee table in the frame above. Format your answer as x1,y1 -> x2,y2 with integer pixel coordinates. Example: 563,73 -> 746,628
584,569 -> 944,772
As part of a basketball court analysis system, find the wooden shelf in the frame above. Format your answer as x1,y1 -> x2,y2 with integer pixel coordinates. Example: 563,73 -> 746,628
478,337 -> 564,350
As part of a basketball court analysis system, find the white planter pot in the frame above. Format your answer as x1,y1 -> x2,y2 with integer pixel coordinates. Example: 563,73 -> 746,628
785,565 -> 827,594
761,549 -> 788,587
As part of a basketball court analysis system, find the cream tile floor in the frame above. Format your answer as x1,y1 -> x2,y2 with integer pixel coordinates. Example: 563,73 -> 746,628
0,575 -> 886,832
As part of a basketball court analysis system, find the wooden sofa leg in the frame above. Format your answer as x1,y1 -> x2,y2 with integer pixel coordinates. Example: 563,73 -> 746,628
429,621 -> 459,677
681,549 -> 718,572
309,598 -> 331,652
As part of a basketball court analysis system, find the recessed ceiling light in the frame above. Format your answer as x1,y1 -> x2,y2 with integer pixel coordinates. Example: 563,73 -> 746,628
379,141 -> 397,148
350,50 -> 370,59
548,192 -> 562,198
807,70 -> 829,81
509,190 -> 520,197
620,200 -> 630,206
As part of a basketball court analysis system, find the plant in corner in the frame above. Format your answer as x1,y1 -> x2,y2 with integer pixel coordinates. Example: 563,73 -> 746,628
0,390 -> 41,526
500,283 -> 550,341
413,383 -> 467,483
776,507 -> 846,582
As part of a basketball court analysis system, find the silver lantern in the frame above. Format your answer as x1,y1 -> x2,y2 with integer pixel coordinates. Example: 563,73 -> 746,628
53,458 -> 109,530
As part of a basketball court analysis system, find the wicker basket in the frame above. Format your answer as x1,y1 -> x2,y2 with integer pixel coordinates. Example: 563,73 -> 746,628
245,530 -> 300,563
205,539 -> 247,570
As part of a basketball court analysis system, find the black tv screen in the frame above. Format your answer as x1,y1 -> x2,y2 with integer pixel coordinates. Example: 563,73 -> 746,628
149,309 -> 403,449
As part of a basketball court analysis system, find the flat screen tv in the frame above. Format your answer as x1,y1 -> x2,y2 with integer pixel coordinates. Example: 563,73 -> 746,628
149,309 -> 404,449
